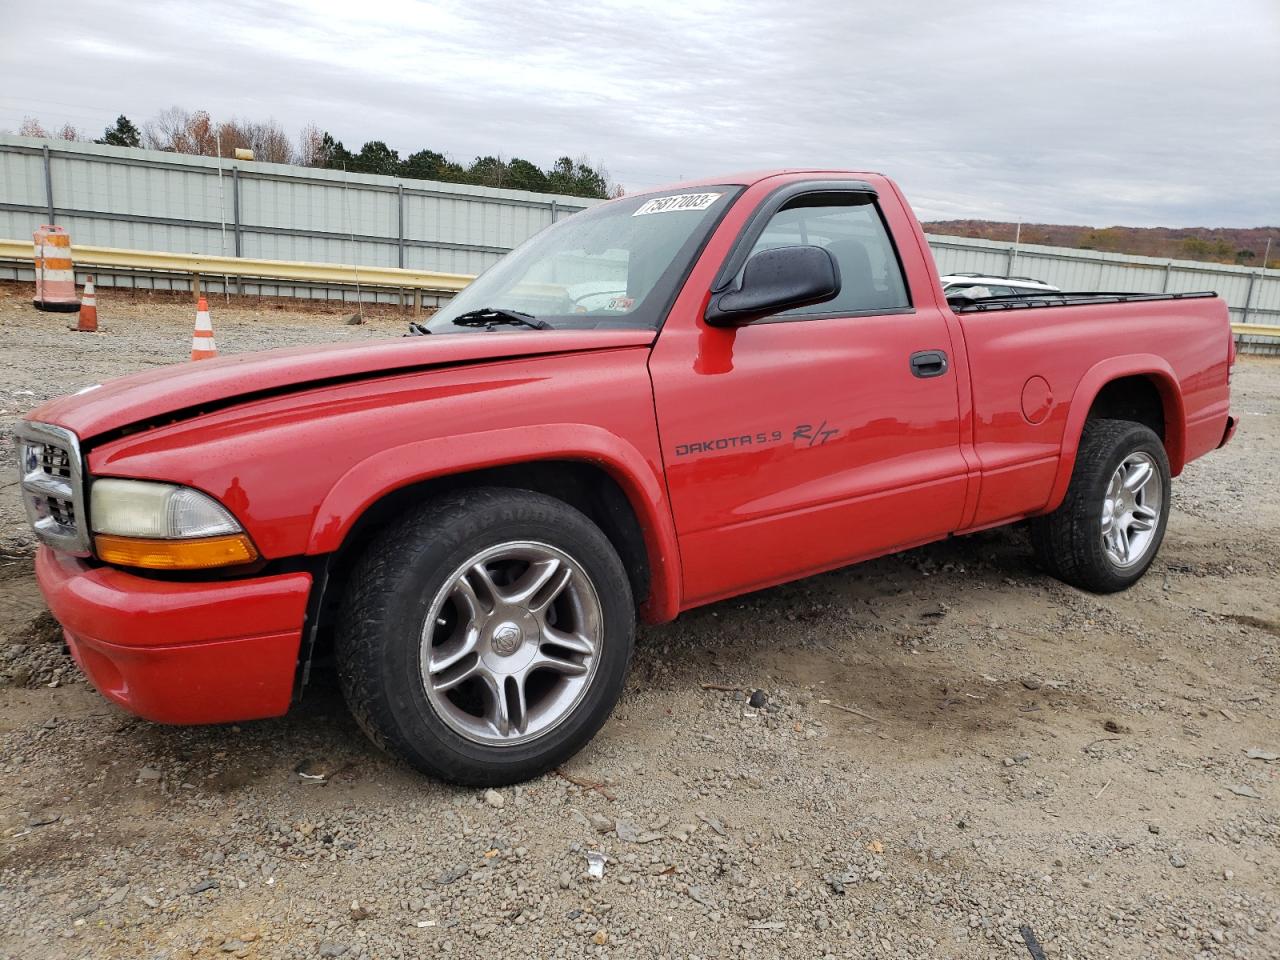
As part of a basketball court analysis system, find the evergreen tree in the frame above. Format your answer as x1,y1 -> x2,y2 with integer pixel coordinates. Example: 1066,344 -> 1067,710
504,158 -> 549,193
97,115 -> 142,147
401,148 -> 462,182
351,140 -> 400,176
317,132 -> 355,170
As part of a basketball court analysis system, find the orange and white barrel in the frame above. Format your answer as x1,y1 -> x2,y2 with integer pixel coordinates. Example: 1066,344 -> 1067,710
191,297 -> 217,360
33,225 -> 79,312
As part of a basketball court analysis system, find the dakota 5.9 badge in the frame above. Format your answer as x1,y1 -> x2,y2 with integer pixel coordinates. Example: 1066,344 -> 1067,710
674,420 -> 839,458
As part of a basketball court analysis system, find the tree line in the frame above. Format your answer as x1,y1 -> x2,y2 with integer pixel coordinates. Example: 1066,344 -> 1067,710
14,109 -> 620,200
925,218 -> 1278,269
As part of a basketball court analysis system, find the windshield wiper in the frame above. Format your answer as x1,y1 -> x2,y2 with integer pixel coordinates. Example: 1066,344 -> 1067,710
451,307 -> 552,331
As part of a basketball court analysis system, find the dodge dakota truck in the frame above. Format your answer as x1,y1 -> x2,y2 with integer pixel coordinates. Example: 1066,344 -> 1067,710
17,170 -> 1236,785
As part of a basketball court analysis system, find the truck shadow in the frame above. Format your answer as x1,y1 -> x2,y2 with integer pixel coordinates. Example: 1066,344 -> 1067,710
626,523 -> 1100,752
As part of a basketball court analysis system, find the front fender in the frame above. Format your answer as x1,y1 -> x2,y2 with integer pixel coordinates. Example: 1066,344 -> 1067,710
1043,354 -> 1186,514
307,423 -> 682,622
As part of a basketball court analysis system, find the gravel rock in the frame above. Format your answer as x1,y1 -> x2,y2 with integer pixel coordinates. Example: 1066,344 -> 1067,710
615,819 -> 664,843
436,865 -> 469,885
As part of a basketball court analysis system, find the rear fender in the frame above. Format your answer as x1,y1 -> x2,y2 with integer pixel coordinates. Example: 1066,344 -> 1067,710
1043,355 -> 1186,514
306,423 -> 682,622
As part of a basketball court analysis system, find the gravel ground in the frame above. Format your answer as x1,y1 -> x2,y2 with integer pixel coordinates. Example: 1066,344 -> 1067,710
1,282 -> 1278,960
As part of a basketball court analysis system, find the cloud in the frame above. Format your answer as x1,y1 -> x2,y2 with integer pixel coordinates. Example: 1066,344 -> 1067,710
1,0 -> 1277,226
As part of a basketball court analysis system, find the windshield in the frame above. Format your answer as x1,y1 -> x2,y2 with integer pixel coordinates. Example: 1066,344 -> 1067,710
425,187 -> 740,333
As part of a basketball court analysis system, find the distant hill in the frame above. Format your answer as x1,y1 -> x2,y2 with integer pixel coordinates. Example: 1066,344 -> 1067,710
922,220 -> 1279,269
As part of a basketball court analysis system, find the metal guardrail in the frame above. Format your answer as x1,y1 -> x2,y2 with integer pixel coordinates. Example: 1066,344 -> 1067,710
0,238 -> 472,293
2,237 -> 1278,339
0,237 -> 474,314
1233,323 -> 1280,339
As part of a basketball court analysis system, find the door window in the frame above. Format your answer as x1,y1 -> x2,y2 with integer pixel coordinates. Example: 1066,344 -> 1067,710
747,194 -> 911,317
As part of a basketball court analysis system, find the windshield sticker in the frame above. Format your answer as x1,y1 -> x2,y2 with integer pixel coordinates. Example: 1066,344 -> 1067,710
633,192 -> 722,216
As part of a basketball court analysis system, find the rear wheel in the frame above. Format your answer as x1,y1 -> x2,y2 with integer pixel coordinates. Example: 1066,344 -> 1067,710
1030,419 -> 1171,593
336,487 -> 634,785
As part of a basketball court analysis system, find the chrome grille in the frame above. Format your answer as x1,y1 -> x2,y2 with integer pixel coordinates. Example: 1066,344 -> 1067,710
16,421 -> 91,557
42,445 -> 72,479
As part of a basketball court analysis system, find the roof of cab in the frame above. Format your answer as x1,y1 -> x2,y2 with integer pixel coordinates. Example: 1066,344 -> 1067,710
626,169 -> 887,197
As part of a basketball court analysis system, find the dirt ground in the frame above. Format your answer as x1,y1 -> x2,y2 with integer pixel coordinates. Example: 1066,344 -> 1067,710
1,282 -> 1277,960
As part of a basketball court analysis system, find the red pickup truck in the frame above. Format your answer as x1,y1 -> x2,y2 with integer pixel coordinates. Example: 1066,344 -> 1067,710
17,170 -> 1236,785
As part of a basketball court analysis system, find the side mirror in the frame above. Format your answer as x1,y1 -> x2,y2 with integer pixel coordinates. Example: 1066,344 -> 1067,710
705,245 -> 840,327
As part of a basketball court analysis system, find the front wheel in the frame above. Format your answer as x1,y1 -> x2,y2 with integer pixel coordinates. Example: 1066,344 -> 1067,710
1030,419 -> 1171,593
335,488 -> 635,786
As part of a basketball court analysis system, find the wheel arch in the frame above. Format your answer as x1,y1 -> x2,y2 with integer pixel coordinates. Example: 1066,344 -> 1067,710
1044,356 -> 1186,514
306,424 -> 682,625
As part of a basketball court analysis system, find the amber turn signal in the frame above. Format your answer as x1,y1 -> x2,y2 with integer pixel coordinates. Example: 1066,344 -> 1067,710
94,533 -> 259,570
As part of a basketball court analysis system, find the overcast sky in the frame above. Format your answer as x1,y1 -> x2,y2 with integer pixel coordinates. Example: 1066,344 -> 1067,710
2,0 -> 1277,227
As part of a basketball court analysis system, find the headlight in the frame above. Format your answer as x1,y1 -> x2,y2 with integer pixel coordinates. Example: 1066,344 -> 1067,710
89,479 -> 259,570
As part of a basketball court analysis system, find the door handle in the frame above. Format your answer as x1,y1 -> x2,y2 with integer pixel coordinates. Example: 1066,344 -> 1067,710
910,349 -> 949,379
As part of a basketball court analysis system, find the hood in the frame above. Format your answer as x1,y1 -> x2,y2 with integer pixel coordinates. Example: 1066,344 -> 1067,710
28,329 -> 655,440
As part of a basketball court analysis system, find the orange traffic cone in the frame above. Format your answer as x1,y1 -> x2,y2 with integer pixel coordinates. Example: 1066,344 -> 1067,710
191,297 -> 217,360
72,276 -> 98,332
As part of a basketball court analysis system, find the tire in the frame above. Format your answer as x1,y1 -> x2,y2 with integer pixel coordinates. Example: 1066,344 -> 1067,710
335,487 -> 635,786
1030,419 -> 1171,593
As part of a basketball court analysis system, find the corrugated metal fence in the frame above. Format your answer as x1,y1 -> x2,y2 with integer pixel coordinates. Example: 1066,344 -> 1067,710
1,134 -> 1276,328
0,135 -> 596,302
928,237 -> 1278,328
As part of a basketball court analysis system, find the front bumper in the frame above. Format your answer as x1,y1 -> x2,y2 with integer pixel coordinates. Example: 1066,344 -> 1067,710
36,547 -> 312,724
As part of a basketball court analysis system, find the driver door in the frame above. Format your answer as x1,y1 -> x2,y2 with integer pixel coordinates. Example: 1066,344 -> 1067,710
649,187 -> 968,607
